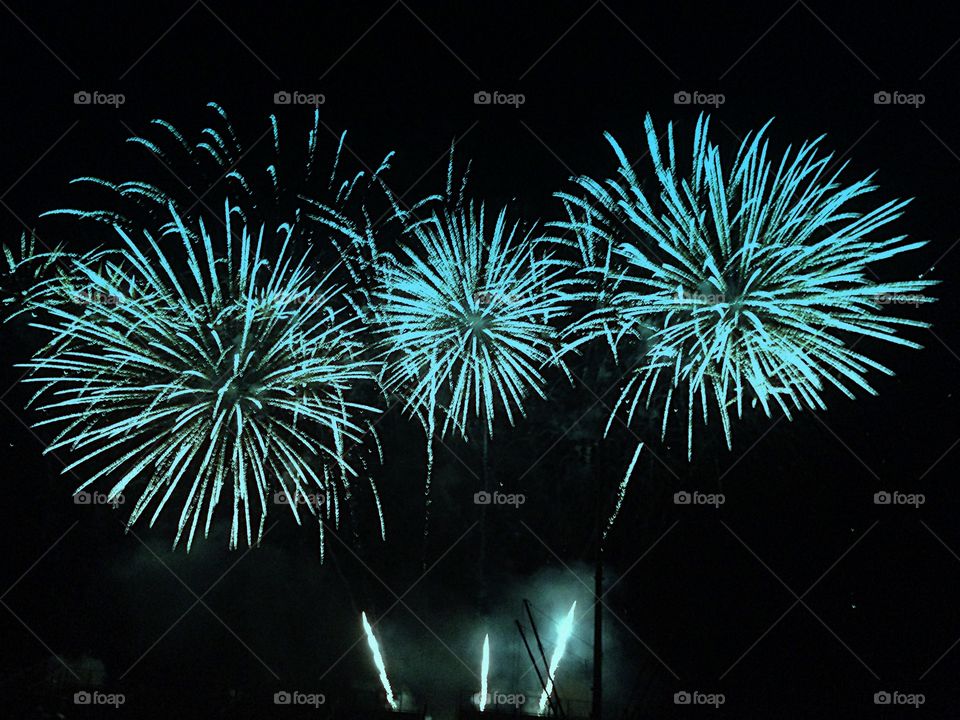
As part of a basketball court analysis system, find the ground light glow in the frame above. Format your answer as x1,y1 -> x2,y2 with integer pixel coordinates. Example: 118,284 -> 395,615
537,601 -> 577,715
361,611 -> 399,711
479,633 -> 490,711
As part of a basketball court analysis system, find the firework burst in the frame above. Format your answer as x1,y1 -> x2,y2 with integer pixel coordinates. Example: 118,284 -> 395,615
376,202 -> 570,447
23,201 -> 382,550
43,103 -> 398,321
46,103 -> 387,228
558,114 -> 935,457
373,201 -> 570,547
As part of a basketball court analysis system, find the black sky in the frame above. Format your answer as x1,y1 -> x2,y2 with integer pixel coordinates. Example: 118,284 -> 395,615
1,2 -> 959,718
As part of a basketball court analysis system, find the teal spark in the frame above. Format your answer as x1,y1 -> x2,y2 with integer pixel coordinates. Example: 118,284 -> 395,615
45,103 -> 391,232
2,233 -> 71,317
23,202 -> 381,550
558,114 -> 936,457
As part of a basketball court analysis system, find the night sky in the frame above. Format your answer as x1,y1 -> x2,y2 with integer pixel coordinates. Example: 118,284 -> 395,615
1,2 -> 959,718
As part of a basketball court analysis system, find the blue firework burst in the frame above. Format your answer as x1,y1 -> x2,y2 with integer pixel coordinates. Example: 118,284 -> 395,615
377,203 -> 570,441
558,114 -> 936,457
23,202 -> 382,550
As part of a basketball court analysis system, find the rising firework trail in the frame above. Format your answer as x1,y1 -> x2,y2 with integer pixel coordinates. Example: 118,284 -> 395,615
361,612 -> 399,711
479,633 -> 490,711
537,601 -> 577,715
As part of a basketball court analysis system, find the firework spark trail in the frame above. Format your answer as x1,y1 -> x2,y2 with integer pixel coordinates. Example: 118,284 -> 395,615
1,233 -> 75,319
361,611 -> 399,711
479,633 -> 490,711
604,443 -> 643,542
537,601 -> 577,715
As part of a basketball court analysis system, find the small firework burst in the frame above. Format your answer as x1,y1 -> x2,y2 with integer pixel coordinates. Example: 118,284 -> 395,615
376,202 -> 570,443
374,199 -> 570,542
43,103 -> 398,319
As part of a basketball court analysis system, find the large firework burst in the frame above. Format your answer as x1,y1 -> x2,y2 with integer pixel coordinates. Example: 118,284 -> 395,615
23,201 -> 382,550
558,114 -> 935,457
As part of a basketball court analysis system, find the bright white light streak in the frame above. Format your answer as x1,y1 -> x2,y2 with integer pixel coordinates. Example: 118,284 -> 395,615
361,611 -> 399,711
537,601 -> 577,715
479,633 -> 490,711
